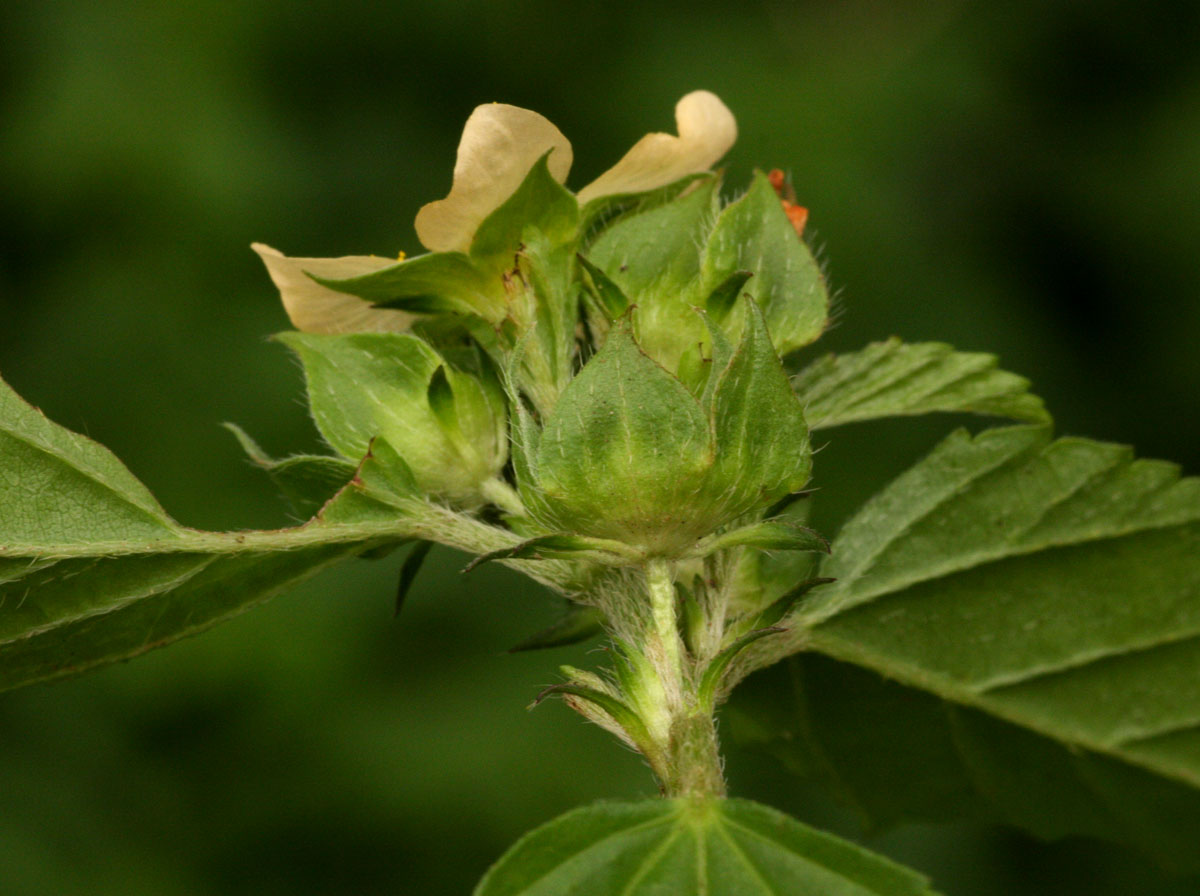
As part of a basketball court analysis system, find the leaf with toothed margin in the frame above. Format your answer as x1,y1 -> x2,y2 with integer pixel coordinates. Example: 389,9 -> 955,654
793,338 -> 1049,429
0,374 -> 420,694
732,424 -> 1200,871
475,798 -> 938,896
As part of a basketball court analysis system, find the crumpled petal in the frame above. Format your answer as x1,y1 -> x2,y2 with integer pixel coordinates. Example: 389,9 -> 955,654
414,104 -> 573,253
576,91 -> 737,204
252,243 -> 414,334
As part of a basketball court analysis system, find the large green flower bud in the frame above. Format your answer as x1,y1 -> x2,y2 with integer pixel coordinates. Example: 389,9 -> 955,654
515,302 -> 810,556
278,332 -> 506,506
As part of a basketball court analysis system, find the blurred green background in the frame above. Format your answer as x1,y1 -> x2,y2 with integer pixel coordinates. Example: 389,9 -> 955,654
2,1 -> 1199,893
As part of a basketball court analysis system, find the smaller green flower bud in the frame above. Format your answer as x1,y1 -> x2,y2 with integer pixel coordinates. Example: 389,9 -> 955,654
277,331 -> 507,506
516,302 -> 810,557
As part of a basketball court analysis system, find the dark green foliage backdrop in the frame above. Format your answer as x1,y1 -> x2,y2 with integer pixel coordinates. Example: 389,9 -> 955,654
1,1 -> 1198,893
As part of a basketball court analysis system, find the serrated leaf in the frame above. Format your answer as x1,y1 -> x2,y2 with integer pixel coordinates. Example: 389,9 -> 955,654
0,375 -> 423,693
740,424 -> 1200,868
732,653 -> 1200,874
475,798 -> 937,896
794,338 -> 1049,429
699,171 -> 829,356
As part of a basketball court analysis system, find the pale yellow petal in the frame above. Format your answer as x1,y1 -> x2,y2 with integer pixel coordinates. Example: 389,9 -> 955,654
414,104 -> 573,253
252,243 -> 415,334
576,91 -> 737,204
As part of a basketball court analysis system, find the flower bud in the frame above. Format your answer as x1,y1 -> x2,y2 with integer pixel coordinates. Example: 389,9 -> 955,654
277,332 -> 507,506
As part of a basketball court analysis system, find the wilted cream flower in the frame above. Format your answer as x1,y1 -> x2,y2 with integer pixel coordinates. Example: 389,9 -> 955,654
256,90 -> 737,333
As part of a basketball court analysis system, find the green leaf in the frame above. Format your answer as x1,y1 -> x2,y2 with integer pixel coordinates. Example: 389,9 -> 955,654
742,424 -> 1200,868
471,152 -> 580,265
223,422 -> 355,518
0,374 -> 422,693
793,338 -> 1050,429
732,653 -> 1200,874
699,171 -> 829,356
475,798 -> 937,895
310,250 -> 503,320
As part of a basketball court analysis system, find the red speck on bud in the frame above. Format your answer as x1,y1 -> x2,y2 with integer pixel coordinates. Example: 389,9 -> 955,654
767,168 -> 807,237
784,203 -> 808,237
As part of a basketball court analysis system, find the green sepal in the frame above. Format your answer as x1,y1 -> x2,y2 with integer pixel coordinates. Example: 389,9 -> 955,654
470,152 -> 580,266
222,422 -> 356,518
394,540 -> 433,618
310,250 -> 502,320
752,576 -> 837,629
530,683 -> 654,754
578,171 -> 713,248
278,331 -> 507,505
705,298 -> 812,519
699,170 -> 828,356
533,319 -> 715,553
507,604 -> 604,652
697,626 -> 788,711
703,269 -> 754,322
576,252 -> 630,320
691,520 -> 829,558
462,533 -> 635,574
587,177 -> 720,371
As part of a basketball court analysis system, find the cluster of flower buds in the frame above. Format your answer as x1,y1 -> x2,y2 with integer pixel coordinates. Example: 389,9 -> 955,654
253,92 -> 829,559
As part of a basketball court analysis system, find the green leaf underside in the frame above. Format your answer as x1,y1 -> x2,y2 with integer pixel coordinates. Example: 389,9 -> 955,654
749,425 -> 1200,864
732,654 -> 1200,873
475,798 -> 936,896
793,339 -> 1049,429
0,375 -> 419,692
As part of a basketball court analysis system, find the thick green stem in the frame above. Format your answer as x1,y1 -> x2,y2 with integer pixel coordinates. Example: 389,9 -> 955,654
663,713 -> 727,798
646,559 -> 683,684
640,559 -> 726,798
